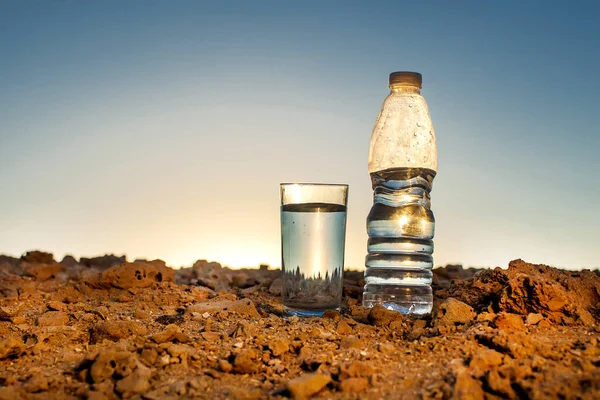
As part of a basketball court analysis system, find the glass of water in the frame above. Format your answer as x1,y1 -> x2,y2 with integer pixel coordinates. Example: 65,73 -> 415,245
280,183 -> 349,317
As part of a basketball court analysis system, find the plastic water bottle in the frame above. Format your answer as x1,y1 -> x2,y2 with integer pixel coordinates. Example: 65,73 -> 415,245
362,71 -> 438,314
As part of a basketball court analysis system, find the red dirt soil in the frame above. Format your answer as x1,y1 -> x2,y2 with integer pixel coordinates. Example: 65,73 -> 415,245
1,252 -> 599,399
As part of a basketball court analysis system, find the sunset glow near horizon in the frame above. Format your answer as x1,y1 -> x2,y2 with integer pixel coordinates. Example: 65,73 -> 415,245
1,1 -> 599,270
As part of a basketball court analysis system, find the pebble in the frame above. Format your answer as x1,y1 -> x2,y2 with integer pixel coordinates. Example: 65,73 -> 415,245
377,343 -> 395,354
268,278 -> 282,296
475,312 -> 496,322
469,349 -> 504,373
322,310 -> 341,322
339,377 -> 369,393
37,311 -> 69,327
155,314 -> 184,325
453,367 -> 484,400
368,304 -> 404,328
87,391 -> 110,400
90,320 -> 147,343
89,349 -> 138,383
340,361 -> 374,379
219,359 -> 233,373
47,301 -> 67,312
100,261 -> 175,289
233,349 -> 259,374
22,262 -> 63,281
433,298 -> 476,327
286,373 -> 331,399
115,365 -> 151,398
335,321 -> 353,335
340,335 -> 363,350
187,298 -> 260,318
494,313 -> 526,331
269,339 -> 290,357
526,313 -> 544,325
24,374 -> 49,393
476,330 -> 535,359
151,324 -> 191,344
166,344 -> 190,358
140,348 -> 158,366
133,310 -> 151,320
201,332 -> 222,342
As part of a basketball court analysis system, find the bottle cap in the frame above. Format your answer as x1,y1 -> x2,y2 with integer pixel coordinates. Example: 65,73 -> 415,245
388,71 -> 422,89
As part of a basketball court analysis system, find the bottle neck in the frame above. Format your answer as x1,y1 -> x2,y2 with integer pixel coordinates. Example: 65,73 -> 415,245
389,85 -> 421,94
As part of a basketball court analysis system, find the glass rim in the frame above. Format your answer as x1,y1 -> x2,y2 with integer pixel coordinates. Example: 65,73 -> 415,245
280,182 -> 349,188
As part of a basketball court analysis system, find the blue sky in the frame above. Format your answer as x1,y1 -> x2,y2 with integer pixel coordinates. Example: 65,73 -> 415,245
1,1 -> 599,269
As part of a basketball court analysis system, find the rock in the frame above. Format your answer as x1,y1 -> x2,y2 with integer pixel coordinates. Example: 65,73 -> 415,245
340,335 -> 363,350
322,310 -> 341,321
201,332 -> 222,342
115,364 -> 151,398
192,260 -> 232,291
468,259 -> 600,326
476,331 -> 535,359
340,362 -> 375,379
453,368 -> 484,400
269,278 -> 282,296
339,377 -> 369,393
233,349 -> 259,374
24,374 -> 48,393
231,271 -> 258,289
0,386 -> 24,400
155,314 -> 184,325
0,308 -> 11,322
433,298 -> 476,327
493,313 -> 525,331
336,320 -> 353,335
484,364 -> 522,398
47,301 -> 67,312
475,312 -> 496,322
60,255 -> 78,267
87,391 -> 110,400
88,349 -> 138,383
286,373 -> 331,399
22,262 -> 63,281
0,336 -> 24,359
377,343 -> 395,354
80,254 -> 126,270
37,311 -> 69,327
166,344 -> 190,358
407,319 -> 427,340
0,254 -> 19,265
100,261 -> 174,289
139,348 -> 158,367
134,310 -> 151,320
219,359 -> 233,373
269,339 -> 290,357
90,321 -> 147,343
150,324 -> 191,344
469,349 -> 504,373
21,251 -> 55,264
526,313 -> 544,325
368,304 -> 404,328
187,298 -> 260,318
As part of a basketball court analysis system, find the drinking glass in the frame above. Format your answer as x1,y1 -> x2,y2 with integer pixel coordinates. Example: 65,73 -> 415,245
280,183 -> 349,317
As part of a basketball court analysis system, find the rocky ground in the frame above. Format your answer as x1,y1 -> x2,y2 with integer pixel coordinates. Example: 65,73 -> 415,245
0,251 -> 599,399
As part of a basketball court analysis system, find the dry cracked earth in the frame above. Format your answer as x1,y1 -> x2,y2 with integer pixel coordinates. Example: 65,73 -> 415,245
1,251 -> 599,399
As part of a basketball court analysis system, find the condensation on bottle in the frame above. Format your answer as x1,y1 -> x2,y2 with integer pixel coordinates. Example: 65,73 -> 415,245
362,71 -> 438,315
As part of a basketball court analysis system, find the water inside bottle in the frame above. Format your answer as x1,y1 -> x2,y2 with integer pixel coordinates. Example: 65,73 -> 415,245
363,167 -> 435,314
